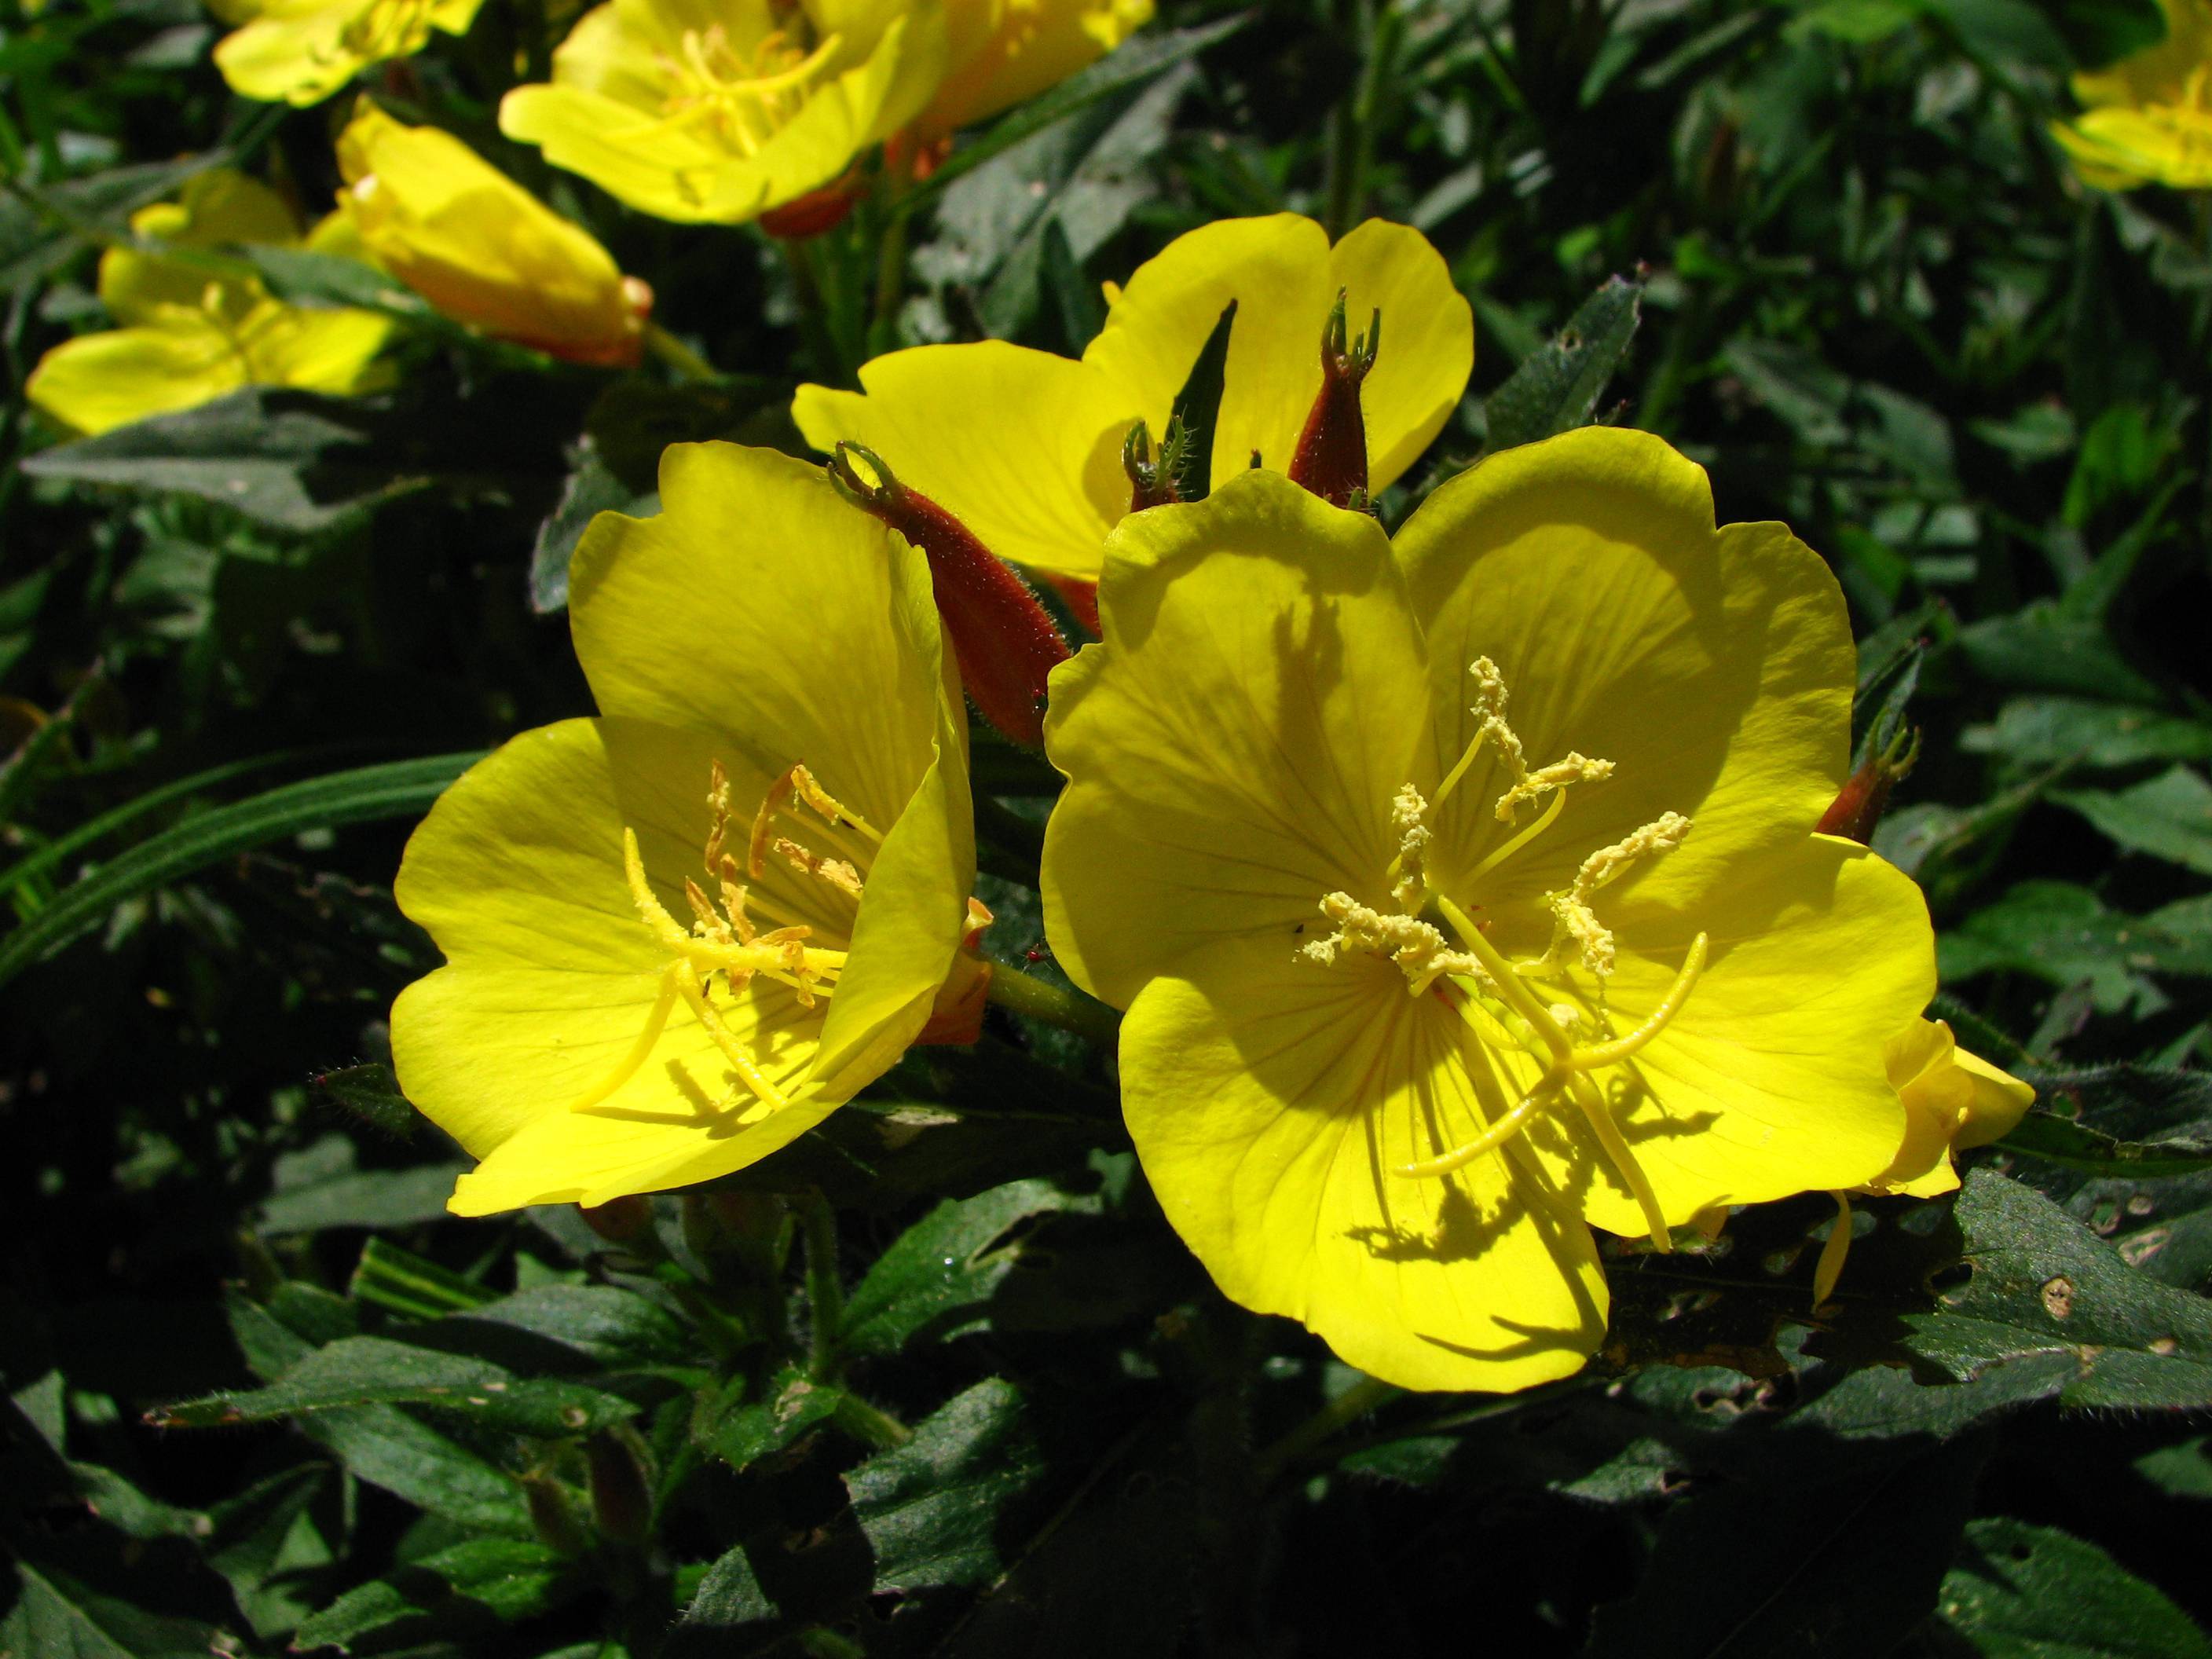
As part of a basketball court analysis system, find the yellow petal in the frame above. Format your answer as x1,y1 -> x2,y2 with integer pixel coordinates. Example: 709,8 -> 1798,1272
570,442 -> 950,830
104,170 -> 299,324
914,0 -> 1155,136
1083,214 -> 1329,483
213,0 -> 485,104
336,100 -> 645,365
1397,427 -> 1855,951
1950,1041 -> 2036,1151
1121,934 -> 1607,1393
26,321 -> 252,436
501,2 -> 947,224
1520,840 -> 1930,1236
247,302 -> 397,394
792,342 -> 1135,579
1866,1016 -> 1970,1197
393,717 -> 857,1211
1083,214 -> 1470,494
568,441 -> 977,1097
1042,471 -> 1434,1009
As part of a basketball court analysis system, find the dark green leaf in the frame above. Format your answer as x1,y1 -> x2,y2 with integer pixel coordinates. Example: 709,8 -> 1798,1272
348,1237 -> 500,1318
19,389 -> 427,533
665,1545 -> 780,1653
233,244 -> 423,316
291,1539 -> 573,1655
1960,698 -> 2212,771
150,1335 -> 635,1435
0,156 -> 233,291
845,1378 -> 1046,1592
0,752 -> 479,989
698,1366 -> 846,1471
1957,601 -> 2162,701
433,1284 -> 693,1370
1583,1433 -> 1987,1659
311,1063 -> 419,1141
304,1404 -> 534,1535
1,1554 -> 226,1659
1900,1171 -> 2212,1411
1939,881 -> 2212,1014
839,1179 -> 1088,1359
907,16 -> 1248,207
259,1160 -> 464,1236
1934,1517 -> 2212,1656
1169,298 -> 1237,496
2054,766 -> 2212,875
529,441 -> 650,615
1483,273 -> 1643,452
2133,1436 -> 2212,1500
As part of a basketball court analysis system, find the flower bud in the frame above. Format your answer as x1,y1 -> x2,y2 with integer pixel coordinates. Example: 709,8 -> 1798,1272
584,1430 -> 654,1550
827,443 -> 1071,749
1287,289 -> 1380,509
1816,725 -> 1921,844
760,170 -> 865,240
580,1194 -> 654,1244
916,897 -> 995,1045
1122,417 -> 1189,512
335,100 -> 650,368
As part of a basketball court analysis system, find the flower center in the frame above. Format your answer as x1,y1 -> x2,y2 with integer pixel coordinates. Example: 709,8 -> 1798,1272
568,760 -> 881,1124
650,24 -> 844,157
1298,656 -> 1710,1249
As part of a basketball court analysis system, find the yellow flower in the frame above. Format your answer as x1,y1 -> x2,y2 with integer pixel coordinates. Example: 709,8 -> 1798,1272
1866,1019 -> 2037,1199
793,213 -> 1474,584
209,0 -> 488,107
334,101 -> 653,368
1039,429 -> 1936,1391
1808,1018 -> 2034,1304
391,444 -> 984,1214
2054,0 -> 2212,189
27,170 -> 394,438
911,0 -> 1154,138
500,0 -> 950,225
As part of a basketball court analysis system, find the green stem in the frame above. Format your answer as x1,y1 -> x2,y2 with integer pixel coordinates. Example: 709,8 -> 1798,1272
986,963 -> 1122,1049
800,1189 -> 845,1381
642,322 -> 724,385
1254,1375 -> 1400,1483
832,1391 -> 914,1449
1323,0 -> 1396,238
870,200 -> 911,353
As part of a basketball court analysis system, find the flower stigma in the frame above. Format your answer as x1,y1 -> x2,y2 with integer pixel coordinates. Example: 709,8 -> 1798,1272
1298,656 -> 1711,1248
568,759 -> 884,1123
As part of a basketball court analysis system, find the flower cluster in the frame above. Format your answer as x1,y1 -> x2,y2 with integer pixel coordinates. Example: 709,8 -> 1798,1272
380,214 -> 2034,1394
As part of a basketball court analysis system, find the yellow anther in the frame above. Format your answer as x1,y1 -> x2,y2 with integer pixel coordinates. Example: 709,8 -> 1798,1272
789,763 -> 881,844
1535,811 -> 1693,978
1302,892 -> 1484,991
747,769 -> 798,879
1390,783 -> 1431,910
773,837 -> 863,899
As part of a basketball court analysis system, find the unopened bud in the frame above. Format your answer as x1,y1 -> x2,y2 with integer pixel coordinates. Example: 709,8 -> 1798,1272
1287,289 -> 1380,509
522,1471 -> 591,1557
827,443 -> 1071,750
759,170 -> 863,240
585,1429 -> 654,1550
917,896 -> 995,1046
1816,725 -> 1921,843
1122,417 -> 1190,512
580,1194 -> 654,1245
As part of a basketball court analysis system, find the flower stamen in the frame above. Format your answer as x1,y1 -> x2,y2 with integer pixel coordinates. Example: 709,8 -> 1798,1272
1300,657 -> 1709,1251
569,760 -> 871,1117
